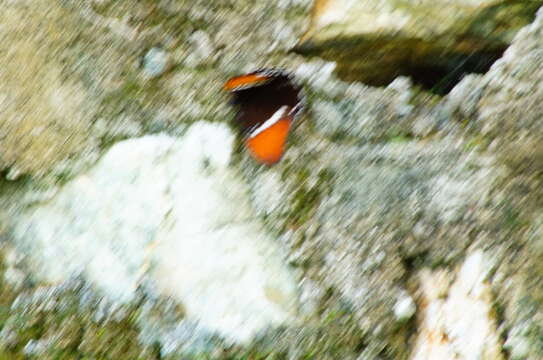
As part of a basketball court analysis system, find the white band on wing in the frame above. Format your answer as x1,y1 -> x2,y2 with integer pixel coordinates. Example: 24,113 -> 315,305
249,105 -> 289,138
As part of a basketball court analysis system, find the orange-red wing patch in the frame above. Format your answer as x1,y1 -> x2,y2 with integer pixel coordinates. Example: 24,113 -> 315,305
224,73 -> 271,91
245,117 -> 292,165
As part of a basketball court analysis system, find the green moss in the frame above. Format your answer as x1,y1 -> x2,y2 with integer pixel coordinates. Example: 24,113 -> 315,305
501,202 -> 529,234
463,135 -> 490,151
388,133 -> 413,144
0,350 -> 24,360
286,167 -> 335,228
101,74 -> 169,117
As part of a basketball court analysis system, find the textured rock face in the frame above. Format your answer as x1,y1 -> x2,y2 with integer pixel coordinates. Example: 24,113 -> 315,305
298,0 -> 543,87
474,6 -> 543,142
0,2 -> 95,178
0,0 -> 543,359
242,71 -> 502,357
305,0 -> 535,43
242,6 -> 543,359
443,7 -> 543,359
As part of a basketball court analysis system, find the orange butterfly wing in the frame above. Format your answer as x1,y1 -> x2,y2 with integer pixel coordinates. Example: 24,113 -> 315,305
245,116 -> 292,165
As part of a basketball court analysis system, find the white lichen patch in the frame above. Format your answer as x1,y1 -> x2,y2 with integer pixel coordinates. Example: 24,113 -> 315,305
411,250 -> 504,360
12,121 -> 298,343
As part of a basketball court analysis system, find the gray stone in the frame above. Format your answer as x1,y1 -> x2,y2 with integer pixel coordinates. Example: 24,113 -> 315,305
142,47 -> 170,78
1,0 -> 543,359
297,0 -> 543,86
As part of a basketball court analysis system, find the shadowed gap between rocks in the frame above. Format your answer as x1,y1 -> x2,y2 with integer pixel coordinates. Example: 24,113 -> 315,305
294,41 -> 506,95
294,1 -> 542,95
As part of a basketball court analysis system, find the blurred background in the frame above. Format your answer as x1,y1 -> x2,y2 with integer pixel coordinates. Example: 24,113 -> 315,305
0,0 -> 542,359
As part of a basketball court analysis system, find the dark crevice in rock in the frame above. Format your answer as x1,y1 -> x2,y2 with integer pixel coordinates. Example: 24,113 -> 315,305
296,44 -> 506,95
0,168 -> 32,187
400,250 -> 430,276
295,1 -> 542,96
404,48 -> 506,95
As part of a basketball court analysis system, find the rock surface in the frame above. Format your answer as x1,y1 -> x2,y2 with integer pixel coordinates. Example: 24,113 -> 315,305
0,2 -> 96,178
0,0 -> 542,359
442,7 -> 543,358
297,0 -> 543,89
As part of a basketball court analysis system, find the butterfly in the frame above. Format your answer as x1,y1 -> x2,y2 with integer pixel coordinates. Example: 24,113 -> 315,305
224,69 -> 304,165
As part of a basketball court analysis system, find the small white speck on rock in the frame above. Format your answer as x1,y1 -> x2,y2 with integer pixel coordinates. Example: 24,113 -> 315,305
142,47 -> 170,78
394,292 -> 416,321
5,166 -> 21,181
504,333 -> 531,360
